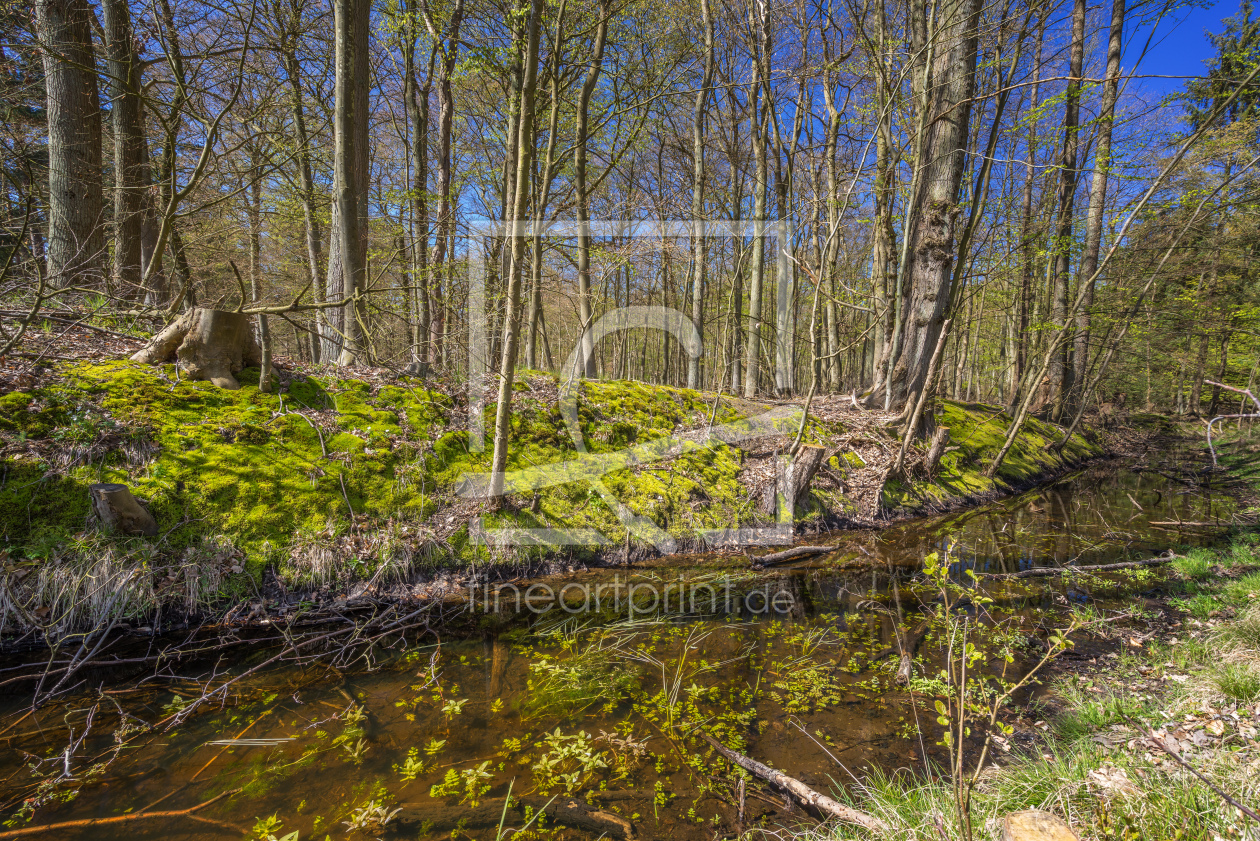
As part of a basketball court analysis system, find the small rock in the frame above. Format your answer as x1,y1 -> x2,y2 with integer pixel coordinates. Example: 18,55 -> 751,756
1001,810 -> 1078,841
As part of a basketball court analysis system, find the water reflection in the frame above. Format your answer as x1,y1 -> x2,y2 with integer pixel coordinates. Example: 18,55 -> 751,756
0,464 -> 1238,841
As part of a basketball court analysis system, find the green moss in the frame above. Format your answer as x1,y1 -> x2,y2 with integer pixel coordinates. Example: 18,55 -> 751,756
882,400 -> 1102,512
0,391 -> 70,437
0,367 -> 1103,598
0,362 -> 453,575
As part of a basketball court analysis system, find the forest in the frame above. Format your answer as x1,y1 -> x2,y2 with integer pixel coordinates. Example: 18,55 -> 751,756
4,0 -> 1260,839
5,0 -> 1259,432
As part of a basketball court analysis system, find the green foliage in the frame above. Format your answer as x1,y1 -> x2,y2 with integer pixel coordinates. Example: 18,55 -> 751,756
1173,549 -> 1215,582
1212,662 -> 1260,700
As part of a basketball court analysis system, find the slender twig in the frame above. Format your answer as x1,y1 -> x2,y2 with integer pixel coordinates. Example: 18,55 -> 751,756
1132,718 -> 1260,823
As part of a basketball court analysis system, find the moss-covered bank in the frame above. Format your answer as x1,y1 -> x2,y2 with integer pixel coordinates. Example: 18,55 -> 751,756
0,361 -> 1100,611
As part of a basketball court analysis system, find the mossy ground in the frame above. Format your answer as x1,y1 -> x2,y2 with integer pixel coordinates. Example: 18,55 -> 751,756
1,362 -> 1100,607
881,401 -> 1102,512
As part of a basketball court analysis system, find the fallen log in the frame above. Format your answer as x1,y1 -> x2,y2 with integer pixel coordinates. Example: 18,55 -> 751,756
1147,521 -> 1223,528
393,794 -> 637,840
977,556 -> 1174,579
748,545 -> 834,569
701,734 -> 888,834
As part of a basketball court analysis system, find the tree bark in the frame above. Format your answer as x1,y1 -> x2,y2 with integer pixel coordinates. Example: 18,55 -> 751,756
100,0 -> 148,302
1011,22 -> 1045,411
1048,0 -> 1086,421
331,0 -> 370,366
35,0 -> 104,289
574,3 -> 609,379
1072,0 -> 1125,409
883,0 -> 983,411
402,5 -> 432,371
488,0 -> 542,501
131,308 -> 263,389
743,6 -> 770,399
279,0 -> 326,364
686,0 -> 714,391
89,484 -> 157,536
423,0 -> 465,368
248,148 -> 272,393
870,0 -> 898,392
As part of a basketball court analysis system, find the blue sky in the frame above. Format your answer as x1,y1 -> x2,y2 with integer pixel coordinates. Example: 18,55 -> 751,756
1133,0 -> 1242,93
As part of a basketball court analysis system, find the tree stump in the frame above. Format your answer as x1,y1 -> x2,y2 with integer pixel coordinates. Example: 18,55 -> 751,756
89,483 -> 158,536
130,308 -> 265,389
759,445 -> 827,518
923,425 -> 952,476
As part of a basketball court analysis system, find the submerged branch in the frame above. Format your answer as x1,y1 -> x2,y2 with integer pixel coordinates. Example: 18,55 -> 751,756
701,733 -> 889,833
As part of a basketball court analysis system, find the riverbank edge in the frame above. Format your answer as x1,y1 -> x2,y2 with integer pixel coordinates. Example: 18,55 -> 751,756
799,531 -> 1260,841
1,359 -> 1118,644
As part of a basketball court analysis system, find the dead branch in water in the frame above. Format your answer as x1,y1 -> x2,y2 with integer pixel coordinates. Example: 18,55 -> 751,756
0,788 -> 243,838
701,733 -> 889,833
976,555 -> 1175,579
1204,380 -> 1260,466
747,545 -> 834,568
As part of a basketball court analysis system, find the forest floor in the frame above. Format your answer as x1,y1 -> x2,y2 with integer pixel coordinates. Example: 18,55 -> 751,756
2,323 -> 1100,640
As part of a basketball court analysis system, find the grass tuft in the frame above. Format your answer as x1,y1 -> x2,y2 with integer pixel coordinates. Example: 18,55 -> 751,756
1212,662 -> 1260,702
1173,549 -> 1214,582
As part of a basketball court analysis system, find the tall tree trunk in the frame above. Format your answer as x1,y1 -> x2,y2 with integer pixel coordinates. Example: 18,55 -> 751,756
574,3 -> 609,378
402,4 -> 431,370
332,0 -> 370,366
248,145 -> 272,392
1010,21 -> 1044,411
424,0 -> 465,367
686,0 -> 714,391
743,5 -> 770,399
821,51 -> 845,392
489,0 -> 542,500
1072,0 -> 1125,408
281,0 -> 326,363
870,0 -> 897,390
35,0 -> 104,289
101,0 -> 148,301
883,0 -> 983,413
1048,0 -> 1086,420
527,4 -> 566,371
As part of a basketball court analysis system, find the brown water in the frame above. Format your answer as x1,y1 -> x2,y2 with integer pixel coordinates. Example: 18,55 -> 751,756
0,458 -> 1243,840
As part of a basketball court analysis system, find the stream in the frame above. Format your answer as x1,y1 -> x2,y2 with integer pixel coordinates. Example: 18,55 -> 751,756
0,454 -> 1245,840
